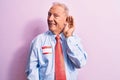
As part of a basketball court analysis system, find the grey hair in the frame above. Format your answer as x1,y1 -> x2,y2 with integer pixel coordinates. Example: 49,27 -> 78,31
52,2 -> 69,16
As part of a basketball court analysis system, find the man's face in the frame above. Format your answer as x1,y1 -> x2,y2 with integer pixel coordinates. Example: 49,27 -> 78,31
47,5 -> 67,34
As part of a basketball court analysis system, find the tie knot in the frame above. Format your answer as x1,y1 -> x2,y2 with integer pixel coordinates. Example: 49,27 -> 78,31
55,35 -> 60,41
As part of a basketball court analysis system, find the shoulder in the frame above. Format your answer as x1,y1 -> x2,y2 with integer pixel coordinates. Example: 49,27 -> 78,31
67,33 -> 81,40
65,33 -> 83,44
31,31 -> 52,46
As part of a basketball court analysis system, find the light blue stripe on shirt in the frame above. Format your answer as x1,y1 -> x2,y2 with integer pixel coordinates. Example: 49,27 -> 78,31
26,30 -> 87,80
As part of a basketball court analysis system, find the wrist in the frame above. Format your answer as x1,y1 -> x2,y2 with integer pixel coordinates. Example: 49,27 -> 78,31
65,34 -> 72,38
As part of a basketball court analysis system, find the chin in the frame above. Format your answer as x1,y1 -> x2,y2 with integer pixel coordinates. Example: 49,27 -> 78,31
49,24 -> 56,29
49,26 -> 56,31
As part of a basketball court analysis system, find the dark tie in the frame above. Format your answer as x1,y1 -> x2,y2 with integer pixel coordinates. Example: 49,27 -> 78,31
55,35 -> 66,80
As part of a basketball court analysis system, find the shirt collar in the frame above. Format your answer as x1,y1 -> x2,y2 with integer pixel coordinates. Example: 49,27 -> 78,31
47,30 -> 65,41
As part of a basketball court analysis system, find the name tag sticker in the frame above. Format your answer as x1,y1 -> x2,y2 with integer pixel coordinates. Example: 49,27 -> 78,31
42,46 -> 52,54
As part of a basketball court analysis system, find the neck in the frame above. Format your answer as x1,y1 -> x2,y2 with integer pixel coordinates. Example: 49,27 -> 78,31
51,31 -> 61,35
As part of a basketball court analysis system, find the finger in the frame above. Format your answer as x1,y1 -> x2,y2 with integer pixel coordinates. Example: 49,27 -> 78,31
63,23 -> 69,33
71,16 -> 74,25
66,16 -> 71,23
69,16 -> 74,28
69,16 -> 72,23
66,16 -> 69,23
68,27 -> 75,34
70,16 -> 74,25
68,16 -> 71,23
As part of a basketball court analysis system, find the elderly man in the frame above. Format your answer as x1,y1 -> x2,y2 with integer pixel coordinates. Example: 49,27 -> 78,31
26,2 -> 87,80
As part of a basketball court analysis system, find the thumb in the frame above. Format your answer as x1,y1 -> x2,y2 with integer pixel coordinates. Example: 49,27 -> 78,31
63,23 -> 69,33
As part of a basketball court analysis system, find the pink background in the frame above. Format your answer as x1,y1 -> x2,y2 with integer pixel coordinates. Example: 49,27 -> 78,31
0,0 -> 120,80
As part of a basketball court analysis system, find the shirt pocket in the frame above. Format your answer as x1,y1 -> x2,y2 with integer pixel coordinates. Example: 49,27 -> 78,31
41,46 -> 53,61
41,46 -> 54,75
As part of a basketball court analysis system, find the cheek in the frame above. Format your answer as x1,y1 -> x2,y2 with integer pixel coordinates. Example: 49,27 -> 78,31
55,18 -> 66,27
57,19 -> 65,25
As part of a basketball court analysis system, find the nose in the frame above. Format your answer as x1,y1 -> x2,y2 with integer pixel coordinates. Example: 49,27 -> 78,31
48,15 -> 54,21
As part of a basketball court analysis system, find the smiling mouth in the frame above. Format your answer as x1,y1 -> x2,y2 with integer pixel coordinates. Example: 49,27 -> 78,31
48,23 -> 56,26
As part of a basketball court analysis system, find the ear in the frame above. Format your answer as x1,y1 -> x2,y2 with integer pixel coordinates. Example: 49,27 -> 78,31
66,16 -> 68,21
66,16 -> 71,22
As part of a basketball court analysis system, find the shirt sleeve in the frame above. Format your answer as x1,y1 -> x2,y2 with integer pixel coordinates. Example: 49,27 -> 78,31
25,41 -> 40,80
66,35 -> 87,68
